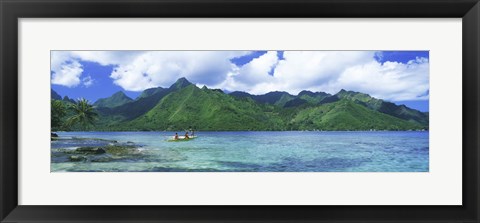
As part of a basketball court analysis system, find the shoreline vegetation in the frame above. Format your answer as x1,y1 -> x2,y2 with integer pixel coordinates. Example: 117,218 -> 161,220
51,77 -> 429,132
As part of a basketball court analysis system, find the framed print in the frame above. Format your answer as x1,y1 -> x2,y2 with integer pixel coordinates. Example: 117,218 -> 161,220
1,0 -> 479,222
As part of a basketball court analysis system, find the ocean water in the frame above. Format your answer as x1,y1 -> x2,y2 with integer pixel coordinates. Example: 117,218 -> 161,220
51,131 -> 429,172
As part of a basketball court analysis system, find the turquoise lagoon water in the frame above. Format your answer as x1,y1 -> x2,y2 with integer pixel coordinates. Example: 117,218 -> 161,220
51,131 -> 429,172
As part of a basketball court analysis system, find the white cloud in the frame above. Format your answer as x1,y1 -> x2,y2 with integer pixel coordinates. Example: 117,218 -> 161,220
333,57 -> 429,101
235,51 -> 278,85
219,51 -> 375,94
215,51 -> 278,92
51,51 -> 250,91
50,59 -> 83,87
51,50 -> 429,101
109,51 -> 249,91
274,51 -> 374,91
82,76 -> 94,88
218,51 -> 429,101
50,51 -> 142,88
70,51 -> 143,66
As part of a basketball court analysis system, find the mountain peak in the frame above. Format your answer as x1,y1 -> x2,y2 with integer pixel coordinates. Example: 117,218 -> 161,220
264,91 -> 292,96
94,91 -> 133,108
170,77 -> 193,90
110,91 -> 132,101
51,89 -> 62,100
137,87 -> 165,99
62,96 -> 76,104
176,77 -> 192,85
112,91 -> 127,97
336,89 -> 366,97
298,90 -> 314,96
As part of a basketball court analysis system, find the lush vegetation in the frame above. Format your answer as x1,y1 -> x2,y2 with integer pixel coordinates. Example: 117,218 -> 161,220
51,98 -> 98,131
51,77 -> 429,131
66,98 -> 98,130
51,100 -> 67,131
121,85 -> 284,131
290,99 -> 423,130
93,91 -> 133,108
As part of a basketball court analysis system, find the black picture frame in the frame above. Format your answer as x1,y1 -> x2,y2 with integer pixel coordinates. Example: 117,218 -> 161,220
1,0 -> 479,222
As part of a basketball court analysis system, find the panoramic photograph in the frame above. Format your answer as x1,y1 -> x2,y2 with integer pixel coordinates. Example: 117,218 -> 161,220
50,50 -> 429,172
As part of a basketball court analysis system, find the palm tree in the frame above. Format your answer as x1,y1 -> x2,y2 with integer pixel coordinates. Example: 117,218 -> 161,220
66,98 -> 98,130
51,99 -> 67,131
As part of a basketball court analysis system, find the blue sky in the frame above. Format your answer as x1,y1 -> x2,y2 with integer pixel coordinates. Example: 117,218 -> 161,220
51,51 -> 429,111
375,51 -> 429,64
52,61 -> 142,101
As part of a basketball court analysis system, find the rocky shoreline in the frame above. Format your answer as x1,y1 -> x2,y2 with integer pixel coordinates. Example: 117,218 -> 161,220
51,137 -> 145,163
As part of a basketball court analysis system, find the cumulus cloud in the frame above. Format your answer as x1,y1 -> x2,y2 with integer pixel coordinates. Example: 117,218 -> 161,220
218,51 -> 429,101
51,51 -> 250,91
51,59 -> 83,87
219,51 -> 374,94
215,51 -> 278,92
51,51 -> 143,88
109,51 -> 249,91
333,57 -> 429,101
71,51 -> 140,66
82,76 -> 94,88
51,50 -> 429,101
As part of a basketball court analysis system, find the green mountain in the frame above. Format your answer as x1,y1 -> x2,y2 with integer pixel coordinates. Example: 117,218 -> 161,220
230,91 -> 296,107
282,91 -> 331,108
298,90 -> 331,104
55,77 -> 429,131
290,99 -> 423,131
254,91 -> 295,107
231,90 -> 331,108
333,89 -> 429,125
63,96 -> 76,104
137,87 -> 165,99
95,78 -> 194,127
170,77 -> 193,90
284,98 -> 309,108
229,91 -> 254,99
94,91 -> 133,108
115,84 -> 284,131
51,89 -> 62,100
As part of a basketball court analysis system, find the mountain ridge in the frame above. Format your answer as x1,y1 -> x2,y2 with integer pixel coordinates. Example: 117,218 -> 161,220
94,91 -> 133,108
53,77 -> 429,131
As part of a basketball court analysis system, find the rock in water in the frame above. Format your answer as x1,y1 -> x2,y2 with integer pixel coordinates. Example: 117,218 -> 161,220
91,156 -> 114,162
69,155 -> 87,162
75,147 -> 106,154
51,132 -> 59,137
103,145 -> 139,155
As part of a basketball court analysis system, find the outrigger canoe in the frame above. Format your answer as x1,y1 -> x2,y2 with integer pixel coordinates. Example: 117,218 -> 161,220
167,136 -> 197,142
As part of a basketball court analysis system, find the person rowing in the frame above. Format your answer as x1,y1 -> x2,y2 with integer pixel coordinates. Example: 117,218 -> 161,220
184,132 -> 190,139
189,126 -> 195,137
174,133 -> 179,140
